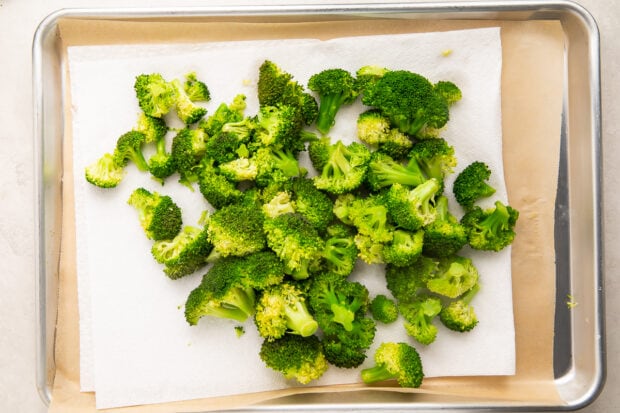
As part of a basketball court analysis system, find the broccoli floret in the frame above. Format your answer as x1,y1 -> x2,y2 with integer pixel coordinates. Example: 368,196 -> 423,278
259,334 -> 328,384
134,114 -> 175,181
460,200 -> 519,251
262,191 -> 296,219
151,225 -> 212,279
203,132 -> 246,165
263,213 -> 324,280
197,158 -> 244,209
321,316 -> 376,368
332,193 -> 356,226
354,234 -> 385,265
307,68 -> 359,135
308,138 -> 371,195
383,229 -> 424,268
113,130 -> 149,172
361,342 -> 424,388
84,152 -> 125,188
133,73 -> 177,118
183,72 -> 211,102
321,224 -> 358,277
206,203 -> 266,258
254,147 -> 304,187
369,295 -> 399,324
439,283 -> 480,332
170,127 -> 208,187
290,177 -> 334,232
425,255 -> 479,299
385,256 -> 439,302
257,60 -> 318,126
386,179 -> 441,231
366,151 -> 426,191
199,94 -> 246,136
134,111 -> 168,144
398,295 -> 442,345
347,194 -> 394,244
452,161 -> 497,210
434,80 -> 462,106
361,70 -> 451,138
422,196 -> 467,257
355,65 -> 389,93
255,282 -> 318,341
218,157 -> 258,182
357,110 -> 413,160
408,138 -> 457,184
127,188 -> 182,241
171,78 -> 207,124
253,105 -> 303,151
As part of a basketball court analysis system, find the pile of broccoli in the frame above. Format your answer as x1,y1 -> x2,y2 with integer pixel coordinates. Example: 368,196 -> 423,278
83,60 -> 520,389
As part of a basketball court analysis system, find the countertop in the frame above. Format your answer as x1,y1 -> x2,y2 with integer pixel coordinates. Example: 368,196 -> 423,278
0,0 -> 616,412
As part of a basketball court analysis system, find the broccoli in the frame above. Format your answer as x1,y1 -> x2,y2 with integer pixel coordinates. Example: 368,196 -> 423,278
197,158 -> 244,209
347,194 -> 394,244
321,224 -> 358,277
460,200 -> 519,251
383,229 -> 424,268
307,68 -> 359,135
385,256 -> 439,302
183,72 -> 211,102
204,131 -> 248,165
259,334 -> 329,384
113,130 -> 149,172
366,151 -> 426,192
84,152 -> 125,188
170,127 -> 208,187
408,138 -> 457,184
206,203 -> 266,258
425,255 -> 479,299
308,138 -> 371,195
360,342 -> 424,388
262,191 -> 296,219
369,295 -> 399,324
133,73 -> 177,118
332,193 -> 356,226
356,110 -> 413,160
255,282 -> 318,341
439,283 -> 480,332
452,161 -> 496,210
321,316 -> 376,368
361,70 -> 451,138
290,177 -> 334,232
151,225 -> 212,279
253,105 -> 303,151
433,80 -> 462,106
355,65 -> 389,93
199,94 -> 246,137
218,157 -> 258,182
254,147 -> 304,187
398,294 -> 442,345
386,179 -> 441,231
134,111 -> 168,144
263,213 -> 324,280
257,60 -> 318,126
422,195 -> 467,258
134,114 -> 175,181
354,234 -> 385,265
127,188 -> 183,241
171,78 -> 207,124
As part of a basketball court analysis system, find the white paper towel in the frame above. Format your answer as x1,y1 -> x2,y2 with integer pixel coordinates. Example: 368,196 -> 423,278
69,27 -> 514,409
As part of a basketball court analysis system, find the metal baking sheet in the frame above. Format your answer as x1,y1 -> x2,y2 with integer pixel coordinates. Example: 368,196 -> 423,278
33,1 -> 604,410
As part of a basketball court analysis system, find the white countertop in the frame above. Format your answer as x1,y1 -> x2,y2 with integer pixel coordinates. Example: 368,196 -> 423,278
1,0 -> 616,412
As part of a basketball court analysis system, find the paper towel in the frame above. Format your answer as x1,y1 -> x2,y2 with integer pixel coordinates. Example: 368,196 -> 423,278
69,27 -> 513,409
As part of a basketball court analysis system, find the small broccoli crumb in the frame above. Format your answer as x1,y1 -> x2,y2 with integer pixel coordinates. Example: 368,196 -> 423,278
235,325 -> 246,338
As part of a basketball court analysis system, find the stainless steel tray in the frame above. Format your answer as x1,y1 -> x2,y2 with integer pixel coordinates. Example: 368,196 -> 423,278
33,1 -> 604,410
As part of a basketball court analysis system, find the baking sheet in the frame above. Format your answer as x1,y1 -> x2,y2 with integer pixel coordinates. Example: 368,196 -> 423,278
49,16 -> 565,412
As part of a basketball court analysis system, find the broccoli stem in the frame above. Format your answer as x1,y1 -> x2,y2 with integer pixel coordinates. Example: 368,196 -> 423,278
331,303 -> 356,331
224,287 -> 256,319
205,304 -> 251,323
285,302 -> 319,337
460,283 -> 480,305
316,95 -> 343,135
481,201 -> 510,234
360,364 -> 395,384
131,149 -> 150,172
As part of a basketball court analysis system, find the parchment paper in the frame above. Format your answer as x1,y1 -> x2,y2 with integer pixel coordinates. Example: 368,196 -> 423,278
50,17 -> 565,412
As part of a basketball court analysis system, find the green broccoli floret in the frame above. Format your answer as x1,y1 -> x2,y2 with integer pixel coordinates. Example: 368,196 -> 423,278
434,80 -> 462,106
425,255 -> 479,299
257,60 -> 318,126
171,78 -> 207,124
460,200 -> 519,251
183,72 -> 211,102
385,256 -> 439,302
133,113 -> 175,181
151,225 -> 212,279
354,234 -> 385,265
133,73 -> 177,118
263,213 -> 324,280
206,203 -> 266,258
321,316 -> 376,368
408,138 -> 457,184
386,179 -> 441,231
84,152 -> 125,188
203,131 -> 247,165
366,151 -> 426,192
398,295 -> 442,345
254,147 -> 304,187
422,195 -> 467,258
127,187 -> 182,241
357,110 -> 413,160
290,177 -> 334,232
332,193 -> 356,226
261,191 -> 296,218
218,157 -> 258,182
197,158 -> 244,209
308,138 -> 371,195
253,105 -> 303,151
321,224 -> 358,277
383,229 -> 424,268
170,127 -> 208,187
355,65 -> 389,94
361,342 -> 424,388
347,194 -> 394,244
361,70 -> 451,138
307,68 -> 359,135
199,94 -> 246,137
113,130 -> 149,172
452,161 -> 497,210
134,111 -> 168,144
369,295 -> 399,324
439,283 -> 480,332
255,282 -> 318,341
259,334 -> 328,384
